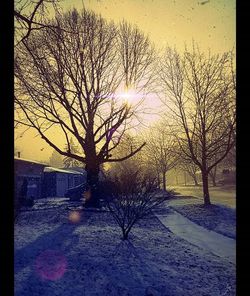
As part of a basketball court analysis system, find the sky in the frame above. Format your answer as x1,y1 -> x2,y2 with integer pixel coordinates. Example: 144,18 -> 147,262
15,0 -> 236,162
62,0 -> 235,53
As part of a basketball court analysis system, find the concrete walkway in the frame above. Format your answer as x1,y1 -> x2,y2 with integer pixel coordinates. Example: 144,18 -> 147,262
154,203 -> 236,265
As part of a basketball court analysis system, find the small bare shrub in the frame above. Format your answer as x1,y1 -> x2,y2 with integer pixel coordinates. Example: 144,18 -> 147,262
107,169 -> 167,240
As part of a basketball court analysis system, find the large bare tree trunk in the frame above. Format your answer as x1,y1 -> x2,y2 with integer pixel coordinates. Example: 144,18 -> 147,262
85,163 -> 100,208
201,171 -> 211,206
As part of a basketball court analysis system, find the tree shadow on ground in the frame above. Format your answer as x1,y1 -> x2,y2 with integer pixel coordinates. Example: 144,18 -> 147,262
15,234 -> 182,296
15,223 -> 80,274
15,210 -> 235,296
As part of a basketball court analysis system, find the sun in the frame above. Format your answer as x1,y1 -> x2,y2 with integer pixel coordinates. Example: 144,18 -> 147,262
117,89 -> 137,105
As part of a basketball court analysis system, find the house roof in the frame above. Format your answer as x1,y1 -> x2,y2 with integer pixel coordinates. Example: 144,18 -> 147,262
14,157 -> 48,166
44,166 -> 83,175
65,167 -> 86,174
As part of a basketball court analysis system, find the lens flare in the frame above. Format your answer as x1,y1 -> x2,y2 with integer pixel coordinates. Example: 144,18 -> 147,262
118,89 -> 137,104
68,210 -> 81,223
35,249 -> 67,281
83,190 -> 91,201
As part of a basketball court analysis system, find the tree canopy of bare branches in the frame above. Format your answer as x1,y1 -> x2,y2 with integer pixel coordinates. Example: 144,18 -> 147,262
15,8 -> 156,207
63,137 -> 81,168
159,45 -> 236,205
14,0 -> 61,46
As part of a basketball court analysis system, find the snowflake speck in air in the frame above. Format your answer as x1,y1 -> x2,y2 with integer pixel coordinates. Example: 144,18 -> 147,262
35,249 -> 67,281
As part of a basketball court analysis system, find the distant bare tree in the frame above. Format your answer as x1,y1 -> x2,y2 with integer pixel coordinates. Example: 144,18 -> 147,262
63,137 -> 81,168
208,165 -> 217,187
14,146 -> 22,157
49,149 -> 63,168
107,134 -> 144,176
144,123 -> 179,191
15,9 -> 155,207
221,143 -> 236,170
208,141 -> 235,187
107,168 -> 166,240
159,45 -> 235,205
179,160 -> 199,186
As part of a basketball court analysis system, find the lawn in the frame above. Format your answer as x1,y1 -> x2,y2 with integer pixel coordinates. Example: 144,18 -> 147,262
15,200 -> 235,296
171,185 -> 236,208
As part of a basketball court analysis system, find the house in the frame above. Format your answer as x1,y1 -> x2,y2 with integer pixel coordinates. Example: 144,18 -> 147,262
14,157 -> 48,200
15,155 -> 103,200
42,167 -> 86,198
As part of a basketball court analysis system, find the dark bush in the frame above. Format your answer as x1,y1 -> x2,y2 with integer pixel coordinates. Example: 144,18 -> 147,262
98,180 -> 120,200
65,180 -> 119,202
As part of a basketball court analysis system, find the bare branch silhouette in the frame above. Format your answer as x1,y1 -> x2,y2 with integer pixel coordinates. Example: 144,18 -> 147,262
15,8 -> 156,207
159,44 -> 235,205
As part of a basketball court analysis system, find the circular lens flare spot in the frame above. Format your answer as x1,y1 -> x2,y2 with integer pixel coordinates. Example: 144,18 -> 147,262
83,190 -> 91,201
35,249 -> 67,281
68,210 -> 81,223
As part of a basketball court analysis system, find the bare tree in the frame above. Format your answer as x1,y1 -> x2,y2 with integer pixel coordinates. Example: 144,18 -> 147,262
208,165 -> 217,187
14,146 -> 22,157
107,167 -> 166,240
107,134 -> 145,175
220,142 -> 236,170
15,9 -> 155,207
179,160 -> 199,186
208,140 -> 236,187
14,0 -> 60,46
159,45 -> 236,205
144,123 -> 179,191
49,149 -> 63,168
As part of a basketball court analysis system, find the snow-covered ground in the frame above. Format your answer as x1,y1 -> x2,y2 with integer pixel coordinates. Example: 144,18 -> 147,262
166,196 -> 236,239
171,185 -> 236,209
15,199 -> 235,296
154,205 -> 235,264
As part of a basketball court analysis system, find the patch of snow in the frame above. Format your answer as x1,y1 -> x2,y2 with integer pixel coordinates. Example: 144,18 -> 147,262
15,201 -> 235,296
44,167 -> 83,174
